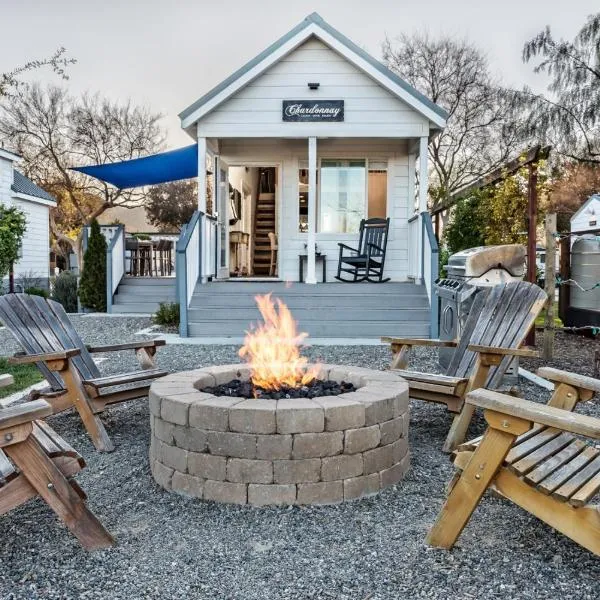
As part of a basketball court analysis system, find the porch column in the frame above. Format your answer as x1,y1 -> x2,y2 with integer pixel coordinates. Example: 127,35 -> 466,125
306,136 -> 318,284
197,137 -> 207,212
418,135 -> 429,282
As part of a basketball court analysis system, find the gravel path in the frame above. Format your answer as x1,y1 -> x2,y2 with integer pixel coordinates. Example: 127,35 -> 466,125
0,319 -> 599,599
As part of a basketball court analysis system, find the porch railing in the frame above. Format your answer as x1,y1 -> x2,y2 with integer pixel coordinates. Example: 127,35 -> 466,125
407,214 -> 420,280
106,225 -> 125,314
176,211 -> 202,337
204,215 -> 218,280
421,211 -> 439,338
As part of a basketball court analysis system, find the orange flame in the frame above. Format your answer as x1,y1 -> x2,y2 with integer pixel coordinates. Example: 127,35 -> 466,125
239,294 -> 320,391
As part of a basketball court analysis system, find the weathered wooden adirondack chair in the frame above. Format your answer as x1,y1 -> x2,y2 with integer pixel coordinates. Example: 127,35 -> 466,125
335,217 -> 390,282
427,370 -> 600,556
0,294 -> 168,452
0,395 -> 114,550
381,281 -> 548,451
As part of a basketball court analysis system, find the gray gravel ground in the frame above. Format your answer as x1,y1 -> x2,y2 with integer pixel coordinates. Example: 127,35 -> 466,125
0,317 -> 599,599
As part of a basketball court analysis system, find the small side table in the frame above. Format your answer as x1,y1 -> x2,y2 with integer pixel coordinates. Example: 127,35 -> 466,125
298,253 -> 327,283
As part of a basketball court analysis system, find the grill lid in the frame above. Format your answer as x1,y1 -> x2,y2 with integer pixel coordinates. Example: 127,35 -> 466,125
446,244 -> 526,279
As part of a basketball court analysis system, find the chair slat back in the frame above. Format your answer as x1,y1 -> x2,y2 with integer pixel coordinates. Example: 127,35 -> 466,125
358,218 -> 390,257
0,294 -> 101,390
446,281 -> 547,385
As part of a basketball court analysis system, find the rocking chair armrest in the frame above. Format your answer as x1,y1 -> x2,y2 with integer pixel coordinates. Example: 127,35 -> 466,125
467,345 -> 540,359
338,242 -> 360,253
86,340 -> 167,353
535,367 -> 600,394
382,337 -> 458,348
0,399 -> 52,430
9,349 -> 81,365
467,388 -> 600,440
367,242 -> 384,253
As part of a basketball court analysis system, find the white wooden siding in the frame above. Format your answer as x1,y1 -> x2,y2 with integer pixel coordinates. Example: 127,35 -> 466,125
220,138 -> 412,282
571,196 -> 600,233
198,38 -> 429,139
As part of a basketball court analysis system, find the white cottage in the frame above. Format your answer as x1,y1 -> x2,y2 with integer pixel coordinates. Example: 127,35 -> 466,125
0,148 -> 57,291
571,194 -> 600,235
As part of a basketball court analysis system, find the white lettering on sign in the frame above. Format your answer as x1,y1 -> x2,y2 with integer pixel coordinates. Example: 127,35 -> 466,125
284,103 -> 342,118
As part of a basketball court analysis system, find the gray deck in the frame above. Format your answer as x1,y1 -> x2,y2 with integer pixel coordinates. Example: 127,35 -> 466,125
111,277 -> 177,314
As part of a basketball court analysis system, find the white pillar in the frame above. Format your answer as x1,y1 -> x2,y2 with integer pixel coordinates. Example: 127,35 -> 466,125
197,137 -> 207,213
306,136 -> 317,284
418,135 -> 429,283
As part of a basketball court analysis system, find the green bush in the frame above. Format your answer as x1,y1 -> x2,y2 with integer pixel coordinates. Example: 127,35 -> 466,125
79,219 -> 107,312
153,302 -> 180,327
52,271 -> 78,312
24,286 -> 49,298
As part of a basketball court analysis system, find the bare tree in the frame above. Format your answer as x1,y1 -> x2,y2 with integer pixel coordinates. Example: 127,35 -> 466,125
520,13 -> 600,164
145,180 -> 197,233
382,32 -> 522,210
0,84 -> 165,263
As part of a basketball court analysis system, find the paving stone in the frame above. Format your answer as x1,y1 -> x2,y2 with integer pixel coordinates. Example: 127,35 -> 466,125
189,396 -> 243,431
389,437 -> 409,462
292,431 -> 343,459
343,473 -> 380,500
151,460 -> 173,490
296,481 -> 343,505
344,425 -> 381,454
204,480 -> 247,504
188,452 -> 227,481
321,454 -> 363,481
160,395 -> 190,426
229,399 -> 277,434
379,416 -> 404,445
227,458 -> 273,484
160,443 -> 188,473
207,431 -> 257,458
392,388 -> 410,417
248,484 -> 297,506
173,426 -> 208,452
149,389 -> 162,416
276,399 -> 324,434
153,417 -> 175,444
363,443 -> 395,475
273,458 -> 321,484
256,434 -> 292,459
203,364 -> 251,385
357,393 -> 395,426
313,397 -> 365,431
380,453 -> 410,488
171,471 -> 204,498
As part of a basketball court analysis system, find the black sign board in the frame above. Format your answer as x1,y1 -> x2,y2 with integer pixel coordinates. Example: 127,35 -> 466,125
282,100 -> 344,122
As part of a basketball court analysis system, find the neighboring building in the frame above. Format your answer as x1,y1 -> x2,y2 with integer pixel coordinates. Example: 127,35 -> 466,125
97,204 -> 179,237
571,194 -> 600,235
0,148 -> 57,291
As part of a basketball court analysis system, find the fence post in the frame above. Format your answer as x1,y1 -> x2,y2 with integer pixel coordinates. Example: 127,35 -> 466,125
542,213 -> 557,360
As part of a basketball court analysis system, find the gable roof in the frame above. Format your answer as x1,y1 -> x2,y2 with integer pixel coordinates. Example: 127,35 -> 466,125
571,194 -> 600,222
12,170 -> 57,205
179,12 -> 447,130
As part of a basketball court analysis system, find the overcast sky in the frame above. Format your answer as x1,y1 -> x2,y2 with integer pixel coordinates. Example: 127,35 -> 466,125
2,0 -> 597,146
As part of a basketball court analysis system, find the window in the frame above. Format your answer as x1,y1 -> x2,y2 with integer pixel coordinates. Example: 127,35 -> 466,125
298,167 -> 309,233
320,159 -> 366,233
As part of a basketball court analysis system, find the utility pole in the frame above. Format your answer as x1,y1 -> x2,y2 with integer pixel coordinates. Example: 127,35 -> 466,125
542,213 -> 557,360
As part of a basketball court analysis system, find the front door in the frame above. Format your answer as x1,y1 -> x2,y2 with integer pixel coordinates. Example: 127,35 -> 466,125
215,156 -> 230,279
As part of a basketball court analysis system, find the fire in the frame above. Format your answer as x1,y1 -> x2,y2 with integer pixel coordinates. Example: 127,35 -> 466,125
239,294 -> 320,391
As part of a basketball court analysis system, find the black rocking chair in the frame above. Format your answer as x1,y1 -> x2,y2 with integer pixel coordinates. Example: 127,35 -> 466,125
335,217 -> 391,283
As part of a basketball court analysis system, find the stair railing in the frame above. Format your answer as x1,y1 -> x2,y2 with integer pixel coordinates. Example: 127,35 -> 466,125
176,211 -> 202,337
421,211 -> 439,338
106,225 -> 125,314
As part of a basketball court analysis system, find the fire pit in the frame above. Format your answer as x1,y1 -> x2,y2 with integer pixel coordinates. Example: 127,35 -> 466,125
149,295 -> 409,506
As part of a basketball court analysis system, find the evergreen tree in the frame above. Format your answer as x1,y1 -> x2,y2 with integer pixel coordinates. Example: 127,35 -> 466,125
78,219 -> 106,311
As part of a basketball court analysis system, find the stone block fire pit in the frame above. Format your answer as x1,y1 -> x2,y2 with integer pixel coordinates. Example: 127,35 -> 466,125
149,364 -> 409,506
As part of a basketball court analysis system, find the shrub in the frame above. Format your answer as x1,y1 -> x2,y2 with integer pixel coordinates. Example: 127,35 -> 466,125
24,286 -> 49,298
52,271 -> 78,312
153,302 -> 180,327
79,219 -> 107,312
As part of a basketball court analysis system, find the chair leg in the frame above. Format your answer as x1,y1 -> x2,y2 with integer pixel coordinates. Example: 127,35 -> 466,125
6,436 -> 114,550
426,427 -> 516,549
61,364 -> 115,452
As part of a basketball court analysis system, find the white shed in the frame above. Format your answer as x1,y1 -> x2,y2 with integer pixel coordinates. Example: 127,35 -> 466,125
571,194 -> 600,234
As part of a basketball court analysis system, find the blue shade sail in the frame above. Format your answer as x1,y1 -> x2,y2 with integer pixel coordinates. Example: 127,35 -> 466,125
72,144 -> 198,189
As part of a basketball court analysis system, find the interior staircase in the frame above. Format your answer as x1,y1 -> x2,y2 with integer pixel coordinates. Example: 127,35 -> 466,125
252,192 -> 276,276
185,281 -> 431,338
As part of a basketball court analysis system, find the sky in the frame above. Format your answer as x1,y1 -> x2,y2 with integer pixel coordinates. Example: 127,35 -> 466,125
1,0 -> 598,146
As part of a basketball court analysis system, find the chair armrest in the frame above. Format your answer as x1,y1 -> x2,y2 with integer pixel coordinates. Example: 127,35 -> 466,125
338,243 -> 360,253
467,345 -> 540,359
536,367 -> 600,394
382,337 -> 458,348
86,340 -> 166,353
467,388 -> 600,440
367,242 -> 384,253
0,399 -> 52,430
9,349 -> 81,365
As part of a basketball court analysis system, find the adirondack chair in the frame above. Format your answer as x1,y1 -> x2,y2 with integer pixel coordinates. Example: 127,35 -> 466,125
335,217 -> 390,282
427,372 -> 600,556
0,294 -> 168,452
381,281 -> 548,452
0,399 -> 114,550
